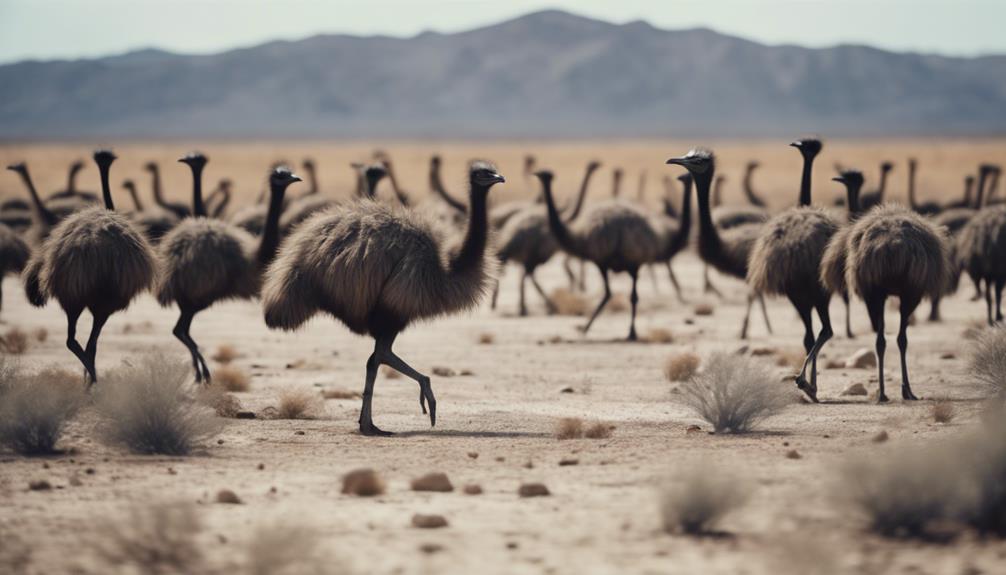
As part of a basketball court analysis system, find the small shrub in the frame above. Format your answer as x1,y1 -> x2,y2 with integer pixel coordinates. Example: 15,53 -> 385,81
0,529 -> 32,574
644,328 -> 674,344
555,417 -> 583,439
0,364 -> 85,455
584,422 -> 613,439
550,288 -> 589,316
931,399 -> 955,424
677,353 -> 792,433
953,420 -> 1006,535
693,303 -> 714,316
195,383 -> 243,418
93,502 -> 205,574
276,388 -> 324,420
660,464 -> 750,535
213,365 -> 249,392
211,344 -> 239,364
969,329 -> 1006,397
97,353 -> 223,455
477,332 -> 495,345
245,523 -> 328,575
0,327 -> 29,355
342,468 -> 385,496
664,352 -> 700,382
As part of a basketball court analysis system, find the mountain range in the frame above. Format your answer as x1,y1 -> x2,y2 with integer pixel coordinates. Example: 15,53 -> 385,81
3,9 -> 1005,139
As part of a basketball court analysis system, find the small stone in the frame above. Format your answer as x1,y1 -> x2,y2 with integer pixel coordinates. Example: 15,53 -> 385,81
463,484 -> 483,495
518,483 -> 550,497
523,461 -> 534,469
412,514 -> 448,529
467,452 -> 479,459
294,430 -> 305,436
432,366 -> 456,377
28,480 -> 51,491
841,383 -> 869,396
751,347 -> 775,356
459,369 -> 474,376
786,450 -> 802,460
846,349 -> 877,369
559,386 -> 575,394
940,352 -> 956,360
824,359 -> 844,370
69,476 -> 83,487
216,489 -> 242,504
419,543 -> 445,554
411,472 -> 454,492
506,542 -> 519,550
85,468 -> 95,475
872,431 -> 889,443
257,463 -> 265,470
217,439 -> 225,445
685,425 -> 703,435
342,468 -> 385,496
559,458 -> 579,466
236,411 -> 257,419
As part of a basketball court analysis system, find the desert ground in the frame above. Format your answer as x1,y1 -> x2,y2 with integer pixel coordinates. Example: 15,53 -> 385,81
1,140 -> 1004,574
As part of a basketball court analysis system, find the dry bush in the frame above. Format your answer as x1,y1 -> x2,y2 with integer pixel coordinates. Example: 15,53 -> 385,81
555,417 -> 584,439
660,463 -> 751,535
953,419 -> 1006,536
93,502 -> 205,574
550,288 -> 589,316
0,529 -> 32,574
276,388 -> 324,420
211,344 -> 239,364
97,353 -> 223,455
840,447 -> 959,538
969,328 -> 1006,397
693,303 -> 714,316
477,332 -> 495,345
677,353 -> 792,433
245,523 -> 332,575
664,352 -> 700,382
931,399 -> 955,424
32,327 -> 48,343
0,327 -> 29,355
195,383 -> 243,418
213,365 -> 250,392
341,468 -> 385,496
584,422 -> 613,439
644,328 -> 674,344
0,363 -> 85,455
321,388 -> 360,400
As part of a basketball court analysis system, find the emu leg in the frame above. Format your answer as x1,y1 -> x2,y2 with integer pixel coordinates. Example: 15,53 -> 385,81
758,293 -> 773,335
82,311 -> 110,386
703,266 -> 723,298
986,280 -> 995,326
172,310 -> 204,383
528,270 -> 557,315
842,290 -> 854,338
358,348 -> 390,436
928,294 -> 942,322
0,280 -> 4,322
562,257 -> 575,291
577,259 -> 586,292
376,336 -> 436,428
796,299 -> 834,402
971,276 -> 983,301
866,295 -> 888,403
666,262 -> 687,304
64,307 -> 89,382
628,268 -> 640,341
739,292 -> 755,340
996,279 -> 1004,323
518,271 -> 528,317
898,298 -> 919,401
490,278 -> 500,311
581,267 -> 611,336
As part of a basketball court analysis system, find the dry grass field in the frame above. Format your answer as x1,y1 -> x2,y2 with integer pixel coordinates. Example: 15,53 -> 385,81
1,140 -> 1005,574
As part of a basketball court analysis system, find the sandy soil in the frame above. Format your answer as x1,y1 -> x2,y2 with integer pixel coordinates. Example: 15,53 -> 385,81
1,141 -> 1004,574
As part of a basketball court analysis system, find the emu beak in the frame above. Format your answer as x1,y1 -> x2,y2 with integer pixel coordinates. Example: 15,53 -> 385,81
832,176 -> 845,183
665,157 -> 687,166
291,174 -> 303,182
491,173 -> 505,184
789,141 -> 801,148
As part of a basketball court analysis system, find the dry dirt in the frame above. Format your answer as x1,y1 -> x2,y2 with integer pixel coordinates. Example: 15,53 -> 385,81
1,141 -> 1004,574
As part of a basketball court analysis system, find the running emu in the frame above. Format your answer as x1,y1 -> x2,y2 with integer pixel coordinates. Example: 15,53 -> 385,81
262,162 -> 504,436
22,150 -> 156,384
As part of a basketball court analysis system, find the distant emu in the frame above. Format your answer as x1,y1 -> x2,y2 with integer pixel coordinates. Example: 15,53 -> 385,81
0,221 -> 29,319
22,150 -> 156,384
262,161 -> 505,436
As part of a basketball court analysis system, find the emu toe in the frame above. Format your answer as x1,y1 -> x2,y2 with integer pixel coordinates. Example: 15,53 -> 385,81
359,421 -> 393,437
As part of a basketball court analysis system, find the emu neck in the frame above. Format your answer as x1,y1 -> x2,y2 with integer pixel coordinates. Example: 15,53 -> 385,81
18,169 -> 58,226
744,165 -> 766,207
908,163 -> 918,207
128,186 -> 143,211
212,188 -> 231,219
963,178 -> 974,206
98,165 -> 114,211
541,180 -> 581,258
257,185 -> 286,268
695,171 -> 724,255
191,166 -> 207,217
449,185 -> 489,273
988,172 -> 1001,204
846,184 -> 863,221
976,171 -> 989,209
67,166 -> 80,193
712,178 -> 723,208
566,167 -> 596,222
430,163 -> 467,214
386,168 -> 411,207
877,168 -> 890,199
150,166 -> 165,204
679,177 -> 693,236
305,165 -> 318,195
798,154 -> 816,207
612,173 -> 622,198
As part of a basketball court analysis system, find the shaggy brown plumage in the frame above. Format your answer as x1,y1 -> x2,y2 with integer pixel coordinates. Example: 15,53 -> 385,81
22,150 -> 156,384
230,204 -> 269,236
957,205 -> 1006,325
158,155 -> 300,383
844,204 -> 951,402
263,162 -> 504,436
0,222 -> 29,317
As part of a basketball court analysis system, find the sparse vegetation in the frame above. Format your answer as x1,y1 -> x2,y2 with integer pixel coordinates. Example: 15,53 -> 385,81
93,502 -> 205,574
585,422 -> 613,439
644,328 -> 674,343
693,303 -> 714,316
478,332 -> 495,344
550,288 -> 589,316
555,417 -> 584,439
664,352 -> 701,382
96,353 -> 223,455
0,363 -> 85,455
322,388 -> 360,400
210,344 -> 240,364
969,328 -> 1006,397
245,523 -> 330,575
660,463 -> 751,535
213,365 -> 250,392
195,383 -> 243,418
931,399 -> 955,423
953,420 -> 1006,536
677,353 -> 792,433
275,388 -> 324,419
0,327 -> 29,355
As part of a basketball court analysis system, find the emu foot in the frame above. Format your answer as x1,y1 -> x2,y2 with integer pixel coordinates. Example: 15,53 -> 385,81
419,377 -> 437,427
902,387 -> 919,401
877,393 -> 890,404
794,375 -> 819,403
359,421 -> 394,437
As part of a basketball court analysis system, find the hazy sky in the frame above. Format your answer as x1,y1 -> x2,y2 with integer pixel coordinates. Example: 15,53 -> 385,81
1,0 -> 1003,64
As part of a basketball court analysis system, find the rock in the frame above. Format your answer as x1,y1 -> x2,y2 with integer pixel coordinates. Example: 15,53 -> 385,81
786,450 -> 802,460
412,514 -> 448,529
459,369 -> 474,376
846,349 -> 877,369
294,430 -> 305,436
558,458 -> 579,466
342,468 -> 385,496
518,483 -> 550,497
432,366 -> 456,377
411,472 -> 454,492
559,386 -> 575,394
841,383 -> 869,396
235,411 -> 257,419
751,347 -> 775,356
872,431 -> 889,443
216,489 -> 242,504
28,480 -> 52,491
467,452 -> 479,459
419,543 -> 445,554
685,425 -> 703,434
463,484 -> 483,495
824,359 -> 844,370
940,352 -> 956,360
